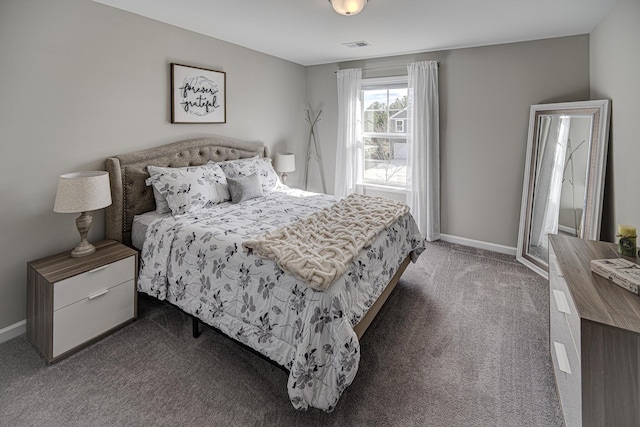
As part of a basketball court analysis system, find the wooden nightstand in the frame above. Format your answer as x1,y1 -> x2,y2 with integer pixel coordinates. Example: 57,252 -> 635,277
27,240 -> 138,363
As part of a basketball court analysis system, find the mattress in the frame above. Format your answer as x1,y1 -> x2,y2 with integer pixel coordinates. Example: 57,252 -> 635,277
131,211 -> 166,250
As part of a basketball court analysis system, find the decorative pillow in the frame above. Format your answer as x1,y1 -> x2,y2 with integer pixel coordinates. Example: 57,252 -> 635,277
145,164 -> 230,216
215,157 -> 281,192
253,157 -> 281,191
147,163 -> 229,214
214,158 -> 257,180
147,166 -> 172,214
227,173 -> 264,203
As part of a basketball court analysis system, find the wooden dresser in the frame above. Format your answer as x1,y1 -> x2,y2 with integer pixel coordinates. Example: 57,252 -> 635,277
548,235 -> 640,426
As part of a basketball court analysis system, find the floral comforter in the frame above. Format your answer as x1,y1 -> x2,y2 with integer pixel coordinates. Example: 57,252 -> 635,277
138,187 -> 425,411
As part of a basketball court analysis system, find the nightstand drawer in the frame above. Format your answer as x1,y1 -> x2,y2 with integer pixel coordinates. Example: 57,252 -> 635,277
53,279 -> 135,357
54,256 -> 135,310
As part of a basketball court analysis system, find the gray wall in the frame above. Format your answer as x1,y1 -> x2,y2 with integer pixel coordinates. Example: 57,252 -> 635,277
3,0 -> 635,332
590,0 -> 640,243
306,36 -> 591,248
0,0 -> 307,330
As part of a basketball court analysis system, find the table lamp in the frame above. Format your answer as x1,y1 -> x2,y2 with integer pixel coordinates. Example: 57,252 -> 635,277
54,171 -> 112,257
274,153 -> 296,185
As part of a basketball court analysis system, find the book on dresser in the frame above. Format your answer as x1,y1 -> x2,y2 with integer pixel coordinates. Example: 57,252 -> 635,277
590,257 -> 640,295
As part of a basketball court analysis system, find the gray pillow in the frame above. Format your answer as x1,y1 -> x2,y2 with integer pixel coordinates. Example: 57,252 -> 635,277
227,173 -> 264,203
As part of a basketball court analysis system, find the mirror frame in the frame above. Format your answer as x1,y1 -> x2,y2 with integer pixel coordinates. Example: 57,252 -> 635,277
516,99 -> 611,277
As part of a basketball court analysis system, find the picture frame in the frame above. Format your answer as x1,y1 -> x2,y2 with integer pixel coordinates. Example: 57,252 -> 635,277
171,63 -> 226,124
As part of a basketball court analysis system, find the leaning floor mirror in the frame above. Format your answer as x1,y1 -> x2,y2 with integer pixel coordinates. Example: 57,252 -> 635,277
516,99 -> 611,277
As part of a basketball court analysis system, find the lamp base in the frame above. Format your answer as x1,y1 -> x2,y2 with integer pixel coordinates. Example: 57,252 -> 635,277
71,241 -> 96,258
70,212 -> 95,258
281,172 -> 289,184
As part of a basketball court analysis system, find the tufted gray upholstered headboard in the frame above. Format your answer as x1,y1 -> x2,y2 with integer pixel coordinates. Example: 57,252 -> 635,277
105,136 -> 269,247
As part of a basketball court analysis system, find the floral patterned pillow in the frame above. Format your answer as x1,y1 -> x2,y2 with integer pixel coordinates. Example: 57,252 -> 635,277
214,157 -> 281,192
145,163 -> 230,216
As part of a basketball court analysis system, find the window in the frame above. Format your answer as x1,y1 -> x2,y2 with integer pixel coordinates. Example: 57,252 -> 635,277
361,77 -> 408,188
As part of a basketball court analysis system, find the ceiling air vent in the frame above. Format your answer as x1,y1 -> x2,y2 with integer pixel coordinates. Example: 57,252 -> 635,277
342,40 -> 371,48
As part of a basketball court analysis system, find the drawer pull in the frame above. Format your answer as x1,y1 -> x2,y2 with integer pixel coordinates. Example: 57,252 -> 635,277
88,289 -> 109,300
89,265 -> 109,274
554,342 -> 572,374
553,290 -> 571,314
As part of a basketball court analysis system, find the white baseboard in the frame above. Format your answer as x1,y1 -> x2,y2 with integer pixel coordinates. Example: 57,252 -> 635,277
440,234 -> 517,256
0,319 -> 26,344
557,224 -> 577,235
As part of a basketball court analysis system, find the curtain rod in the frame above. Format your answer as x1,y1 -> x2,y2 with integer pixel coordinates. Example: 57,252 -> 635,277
334,61 -> 440,73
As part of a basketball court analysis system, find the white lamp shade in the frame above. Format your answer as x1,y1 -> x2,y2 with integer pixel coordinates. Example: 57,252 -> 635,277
329,0 -> 367,15
54,171 -> 112,213
274,153 -> 296,174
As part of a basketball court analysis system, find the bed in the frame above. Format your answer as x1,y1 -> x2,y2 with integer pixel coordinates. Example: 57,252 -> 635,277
105,136 -> 425,411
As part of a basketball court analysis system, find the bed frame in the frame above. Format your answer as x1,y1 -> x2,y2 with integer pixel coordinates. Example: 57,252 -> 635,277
105,135 -> 409,343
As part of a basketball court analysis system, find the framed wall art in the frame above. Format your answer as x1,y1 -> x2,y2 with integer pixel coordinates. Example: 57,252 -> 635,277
171,63 -> 226,124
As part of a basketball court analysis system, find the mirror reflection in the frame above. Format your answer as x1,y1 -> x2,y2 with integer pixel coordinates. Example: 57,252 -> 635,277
517,100 -> 610,277
528,115 -> 591,261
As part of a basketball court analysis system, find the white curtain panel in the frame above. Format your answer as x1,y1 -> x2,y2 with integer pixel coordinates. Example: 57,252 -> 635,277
407,61 -> 440,241
335,68 -> 363,197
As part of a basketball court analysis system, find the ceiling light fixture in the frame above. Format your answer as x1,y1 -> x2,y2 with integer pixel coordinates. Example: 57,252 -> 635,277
329,0 -> 368,16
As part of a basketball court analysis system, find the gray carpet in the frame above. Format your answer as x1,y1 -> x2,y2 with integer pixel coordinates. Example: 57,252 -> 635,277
0,242 -> 563,426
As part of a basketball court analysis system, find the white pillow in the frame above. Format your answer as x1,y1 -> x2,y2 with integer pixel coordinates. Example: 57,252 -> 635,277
147,163 -> 229,214
215,157 -> 281,192
145,163 -> 230,216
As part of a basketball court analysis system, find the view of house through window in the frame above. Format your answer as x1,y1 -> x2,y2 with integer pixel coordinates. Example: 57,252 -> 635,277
362,77 -> 408,187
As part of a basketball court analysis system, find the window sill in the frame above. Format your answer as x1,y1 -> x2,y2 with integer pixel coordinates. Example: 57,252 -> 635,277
360,183 -> 408,195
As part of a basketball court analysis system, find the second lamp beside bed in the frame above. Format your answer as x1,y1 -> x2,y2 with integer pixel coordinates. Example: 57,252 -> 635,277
274,153 -> 295,184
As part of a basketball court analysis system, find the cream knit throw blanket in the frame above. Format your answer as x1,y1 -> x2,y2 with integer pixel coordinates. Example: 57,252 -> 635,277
242,193 -> 410,290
